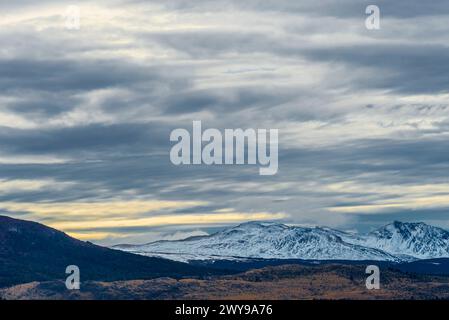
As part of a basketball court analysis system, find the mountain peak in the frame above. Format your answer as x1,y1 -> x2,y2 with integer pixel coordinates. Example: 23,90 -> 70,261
363,221 -> 449,260
375,221 -> 445,236
235,221 -> 284,228
391,221 -> 427,227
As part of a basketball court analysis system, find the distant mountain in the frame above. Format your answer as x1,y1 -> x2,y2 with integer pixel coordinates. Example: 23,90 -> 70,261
357,221 -> 449,259
0,216 -> 219,288
115,221 -> 449,262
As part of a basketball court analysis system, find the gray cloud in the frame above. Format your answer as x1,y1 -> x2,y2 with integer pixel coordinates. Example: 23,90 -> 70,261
1,0 -> 448,242
302,44 -> 449,94
133,0 -> 449,18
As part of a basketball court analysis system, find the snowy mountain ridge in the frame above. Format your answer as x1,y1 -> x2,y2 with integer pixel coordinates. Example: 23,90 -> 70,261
114,221 -> 449,263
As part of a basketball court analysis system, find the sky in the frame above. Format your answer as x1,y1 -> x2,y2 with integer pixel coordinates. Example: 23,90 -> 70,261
1,0 -> 449,245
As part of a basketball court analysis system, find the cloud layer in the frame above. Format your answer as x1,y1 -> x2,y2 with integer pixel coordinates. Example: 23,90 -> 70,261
1,0 -> 449,243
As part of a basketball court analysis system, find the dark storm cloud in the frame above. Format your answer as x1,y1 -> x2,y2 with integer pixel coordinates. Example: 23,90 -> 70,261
0,55 -> 297,122
1,133 -> 448,206
5,92 -> 81,118
280,137 -> 449,186
0,56 -> 193,120
147,31 -> 276,59
0,58 -> 167,92
0,122 -> 170,156
162,87 -> 295,114
302,44 -> 449,94
145,27 -> 449,95
147,30 -> 449,95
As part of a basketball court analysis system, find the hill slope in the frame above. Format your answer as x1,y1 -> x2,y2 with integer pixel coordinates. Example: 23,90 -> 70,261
0,215 -> 218,288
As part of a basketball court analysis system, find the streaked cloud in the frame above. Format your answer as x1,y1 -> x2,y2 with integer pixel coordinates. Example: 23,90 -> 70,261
1,0 -> 448,242
0,200 -> 207,219
49,211 -> 286,232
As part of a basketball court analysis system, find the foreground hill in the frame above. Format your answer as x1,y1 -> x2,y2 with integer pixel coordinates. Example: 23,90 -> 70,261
0,215 -> 219,288
115,221 -> 449,262
2,264 -> 449,300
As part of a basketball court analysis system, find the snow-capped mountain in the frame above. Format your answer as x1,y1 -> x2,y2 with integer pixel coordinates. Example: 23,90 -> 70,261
116,222 -> 396,262
114,221 -> 449,262
353,221 -> 449,260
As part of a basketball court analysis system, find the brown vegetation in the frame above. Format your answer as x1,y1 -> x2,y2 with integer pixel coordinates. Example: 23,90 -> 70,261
2,264 -> 449,300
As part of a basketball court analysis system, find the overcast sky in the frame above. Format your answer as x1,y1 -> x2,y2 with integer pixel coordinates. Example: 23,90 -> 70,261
1,0 -> 449,245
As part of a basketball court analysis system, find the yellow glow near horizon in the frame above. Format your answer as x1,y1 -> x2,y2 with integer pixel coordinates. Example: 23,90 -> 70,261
0,200 -> 207,218
0,200 -> 286,241
50,212 -> 287,232
68,231 -> 120,241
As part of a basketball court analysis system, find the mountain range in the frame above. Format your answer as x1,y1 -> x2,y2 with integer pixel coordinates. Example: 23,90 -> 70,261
2,215 -> 449,295
114,221 -> 449,262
